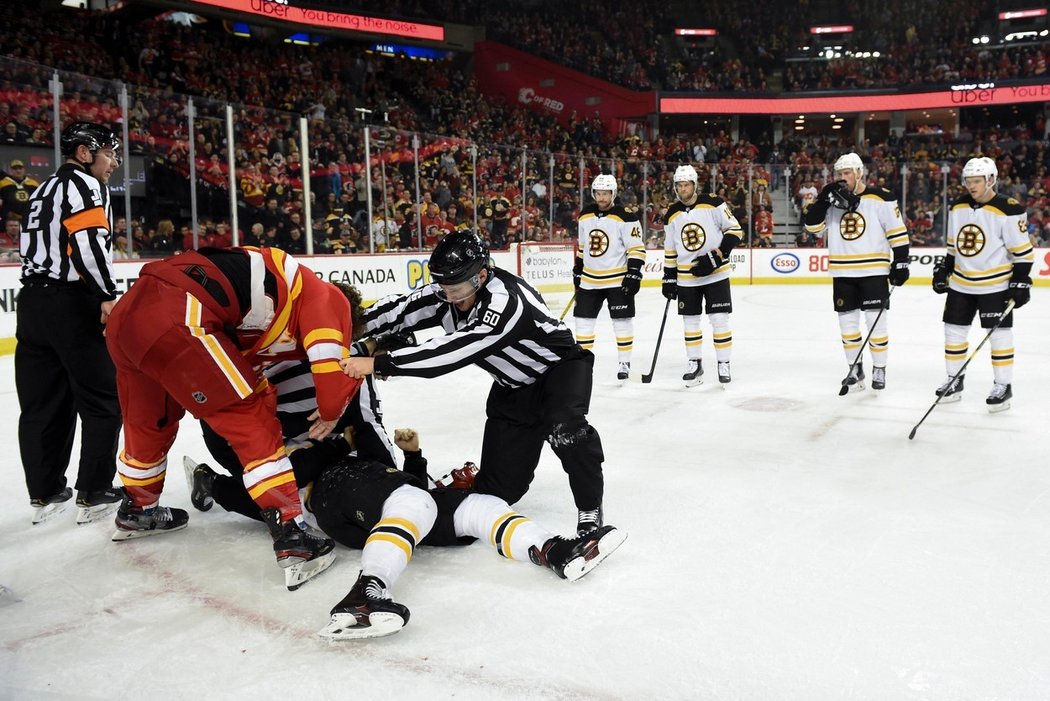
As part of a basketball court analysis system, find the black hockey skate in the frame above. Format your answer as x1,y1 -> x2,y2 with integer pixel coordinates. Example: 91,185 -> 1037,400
319,572 -> 410,640
75,487 -> 123,524
935,374 -> 964,403
717,360 -> 731,387
577,506 -> 604,535
842,364 -> 865,393
986,383 -> 1012,413
617,361 -> 630,384
871,366 -> 886,391
261,509 -> 336,591
30,487 -> 72,525
683,359 -> 703,387
111,488 -> 189,541
529,525 -> 627,582
183,457 -> 217,512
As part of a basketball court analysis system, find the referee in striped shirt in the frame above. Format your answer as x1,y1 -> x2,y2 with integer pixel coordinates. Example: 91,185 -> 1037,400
343,230 -> 608,536
16,122 -> 124,523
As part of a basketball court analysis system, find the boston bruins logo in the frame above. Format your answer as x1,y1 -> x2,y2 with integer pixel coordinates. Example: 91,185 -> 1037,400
680,222 -> 707,252
838,212 -> 866,241
588,229 -> 609,256
955,224 -> 986,257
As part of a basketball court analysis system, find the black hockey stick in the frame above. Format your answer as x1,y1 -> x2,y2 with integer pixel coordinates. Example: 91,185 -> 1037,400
908,298 -> 1017,440
639,298 -> 672,384
838,287 -> 895,396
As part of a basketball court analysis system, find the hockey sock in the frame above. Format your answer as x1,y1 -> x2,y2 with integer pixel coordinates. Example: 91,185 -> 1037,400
944,323 -> 970,378
990,328 -> 1014,384
838,311 -> 863,365
575,316 -> 597,351
117,452 -> 167,510
243,453 -> 301,522
864,308 -> 889,367
683,315 -> 703,360
453,493 -> 552,563
709,312 -> 732,363
362,485 -> 436,588
612,318 -> 634,363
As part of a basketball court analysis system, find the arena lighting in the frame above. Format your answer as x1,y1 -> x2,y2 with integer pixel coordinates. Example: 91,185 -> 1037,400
660,82 -> 1050,115
810,25 -> 854,34
183,0 -> 445,41
999,8 -> 1047,20
674,28 -> 717,36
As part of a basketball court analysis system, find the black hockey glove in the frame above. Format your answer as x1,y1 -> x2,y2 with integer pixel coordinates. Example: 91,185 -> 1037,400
817,181 -> 841,206
1009,266 -> 1032,309
573,257 -> 583,289
826,181 -> 860,211
931,255 -> 953,294
374,331 -> 417,354
888,247 -> 910,287
621,269 -> 642,296
662,267 -> 677,300
690,250 -> 725,278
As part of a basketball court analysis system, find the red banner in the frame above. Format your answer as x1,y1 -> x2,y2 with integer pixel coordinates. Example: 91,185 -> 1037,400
474,41 -> 656,132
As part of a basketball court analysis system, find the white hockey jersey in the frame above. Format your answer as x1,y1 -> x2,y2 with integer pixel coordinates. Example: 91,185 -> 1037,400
576,203 -> 644,289
805,186 -> 908,278
946,193 -> 1033,294
662,194 -> 742,287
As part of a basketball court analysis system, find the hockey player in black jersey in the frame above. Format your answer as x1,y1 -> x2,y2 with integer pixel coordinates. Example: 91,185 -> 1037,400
341,230 -> 608,536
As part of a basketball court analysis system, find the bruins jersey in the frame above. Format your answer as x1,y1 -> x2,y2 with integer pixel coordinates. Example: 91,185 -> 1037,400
946,193 -> 1033,294
576,203 -> 644,289
0,175 -> 40,220
805,186 -> 908,278
663,194 -> 742,287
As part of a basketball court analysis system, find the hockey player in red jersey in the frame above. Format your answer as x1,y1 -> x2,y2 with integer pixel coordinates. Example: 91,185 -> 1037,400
105,246 -> 361,589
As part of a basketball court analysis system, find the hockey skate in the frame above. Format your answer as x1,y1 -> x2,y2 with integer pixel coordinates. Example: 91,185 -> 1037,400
683,359 -> 703,387
617,361 -> 630,384
871,366 -> 886,391
842,364 -> 865,393
986,383 -> 1012,413
30,487 -> 72,525
529,525 -> 627,582
577,506 -> 603,535
319,572 -> 410,640
182,456 -> 217,512
111,488 -> 189,541
434,461 -> 479,490
717,361 -> 731,387
262,509 -> 336,591
935,374 -> 964,403
75,487 -> 123,524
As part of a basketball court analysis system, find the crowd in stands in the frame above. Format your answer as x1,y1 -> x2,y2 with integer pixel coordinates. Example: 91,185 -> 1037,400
3,4 -> 1050,259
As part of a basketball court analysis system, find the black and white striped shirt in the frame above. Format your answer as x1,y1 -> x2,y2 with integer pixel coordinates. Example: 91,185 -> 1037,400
19,163 -> 116,300
367,267 -> 577,388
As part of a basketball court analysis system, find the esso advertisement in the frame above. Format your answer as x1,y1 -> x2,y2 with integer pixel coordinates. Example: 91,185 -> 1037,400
770,252 -> 800,274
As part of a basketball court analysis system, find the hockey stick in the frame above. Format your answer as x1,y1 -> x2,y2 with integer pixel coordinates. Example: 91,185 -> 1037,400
838,287 -> 895,396
908,298 -> 1017,440
559,292 -> 577,321
639,298 -> 672,384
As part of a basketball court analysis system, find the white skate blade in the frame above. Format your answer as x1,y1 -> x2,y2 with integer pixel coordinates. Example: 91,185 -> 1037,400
563,528 -> 628,582
938,393 -> 962,404
76,502 -> 121,525
987,400 -> 1011,414
683,377 -> 704,388
845,380 -> 866,393
182,455 -> 200,490
285,550 -> 336,591
318,611 -> 406,640
111,521 -> 188,542
31,501 -> 70,525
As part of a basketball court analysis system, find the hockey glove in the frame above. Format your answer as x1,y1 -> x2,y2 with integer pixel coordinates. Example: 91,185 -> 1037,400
826,182 -> 860,212
621,269 -> 642,296
374,331 -> 417,354
1009,269 -> 1032,309
690,250 -> 725,278
573,257 -> 583,289
662,279 -> 677,300
888,247 -> 910,287
931,255 -> 953,294
817,181 -> 841,206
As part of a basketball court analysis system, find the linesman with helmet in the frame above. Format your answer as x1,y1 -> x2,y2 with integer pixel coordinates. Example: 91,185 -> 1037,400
931,156 -> 1034,411
16,122 -> 124,525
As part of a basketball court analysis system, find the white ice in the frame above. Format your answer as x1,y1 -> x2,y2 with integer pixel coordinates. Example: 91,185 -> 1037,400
2,284 -> 1049,701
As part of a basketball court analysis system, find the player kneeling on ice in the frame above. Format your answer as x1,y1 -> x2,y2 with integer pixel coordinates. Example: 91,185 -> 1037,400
316,428 -> 627,640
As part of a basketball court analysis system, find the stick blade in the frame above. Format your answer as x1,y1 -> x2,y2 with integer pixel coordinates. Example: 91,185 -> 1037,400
838,384 -> 850,396
908,427 -> 918,440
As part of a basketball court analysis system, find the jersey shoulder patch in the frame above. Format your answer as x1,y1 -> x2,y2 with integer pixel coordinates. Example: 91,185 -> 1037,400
996,195 -> 1026,216
615,204 -> 641,222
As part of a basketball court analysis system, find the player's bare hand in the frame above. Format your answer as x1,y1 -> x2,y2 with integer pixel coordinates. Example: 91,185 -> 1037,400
307,410 -> 338,440
340,356 -> 375,378
393,428 -> 419,452
100,299 -> 116,326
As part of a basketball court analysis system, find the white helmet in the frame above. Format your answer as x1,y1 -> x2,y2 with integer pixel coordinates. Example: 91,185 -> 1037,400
833,152 -> 865,175
591,173 -> 617,201
961,156 -> 997,188
673,165 -> 699,202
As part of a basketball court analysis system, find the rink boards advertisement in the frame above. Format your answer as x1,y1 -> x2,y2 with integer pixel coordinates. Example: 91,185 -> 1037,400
0,246 -> 1047,348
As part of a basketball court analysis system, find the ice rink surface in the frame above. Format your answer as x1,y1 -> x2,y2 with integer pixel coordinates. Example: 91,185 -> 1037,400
1,283 -> 1048,701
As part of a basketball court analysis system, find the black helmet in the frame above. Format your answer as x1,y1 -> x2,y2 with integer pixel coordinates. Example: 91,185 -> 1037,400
61,121 -> 121,162
429,230 -> 489,285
